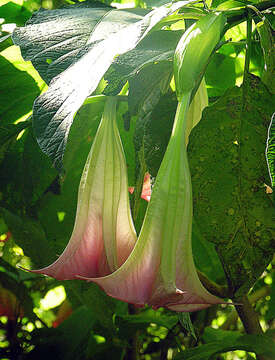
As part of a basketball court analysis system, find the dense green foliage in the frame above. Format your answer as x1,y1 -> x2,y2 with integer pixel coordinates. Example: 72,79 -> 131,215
0,0 -> 274,359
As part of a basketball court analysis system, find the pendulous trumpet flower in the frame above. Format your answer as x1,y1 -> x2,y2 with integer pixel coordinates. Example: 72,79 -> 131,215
25,12 -> 227,311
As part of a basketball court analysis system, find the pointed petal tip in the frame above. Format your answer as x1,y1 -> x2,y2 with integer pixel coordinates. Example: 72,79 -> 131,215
17,265 -> 50,277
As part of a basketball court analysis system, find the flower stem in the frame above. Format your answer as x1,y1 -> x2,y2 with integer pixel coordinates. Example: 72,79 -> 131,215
125,304 -> 140,360
234,295 -> 270,360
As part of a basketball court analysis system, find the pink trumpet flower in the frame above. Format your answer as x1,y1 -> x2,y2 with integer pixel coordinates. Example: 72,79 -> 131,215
30,97 -> 137,279
28,95 -> 223,312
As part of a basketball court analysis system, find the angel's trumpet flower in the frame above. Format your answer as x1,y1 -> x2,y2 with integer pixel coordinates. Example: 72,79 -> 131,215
79,12 -> 226,311
26,12 -> 227,312
79,92 -> 222,312
30,97 -> 137,279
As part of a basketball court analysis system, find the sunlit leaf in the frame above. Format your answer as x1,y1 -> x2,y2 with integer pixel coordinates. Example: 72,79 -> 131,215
12,0 -> 195,169
0,47 -> 42,125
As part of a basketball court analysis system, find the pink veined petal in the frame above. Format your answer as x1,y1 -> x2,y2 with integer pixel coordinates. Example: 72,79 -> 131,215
28,97 -> 137,280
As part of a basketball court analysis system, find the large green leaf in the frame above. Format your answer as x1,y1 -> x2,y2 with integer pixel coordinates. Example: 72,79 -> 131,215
0,49 -> 41,125
104,29 -> 183,95
188,74 -> 275,297
175,328 -> 275,360
12,0 -> 194,169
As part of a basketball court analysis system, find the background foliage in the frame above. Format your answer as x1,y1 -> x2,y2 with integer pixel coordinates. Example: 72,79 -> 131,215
0,0 -> 274,359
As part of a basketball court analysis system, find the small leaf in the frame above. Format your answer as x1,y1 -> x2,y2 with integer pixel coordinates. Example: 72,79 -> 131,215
192,220 -> 225,284
175,328 -> 275,360
135,92 -> 176,177
205,52 -> 236,97
0,2 -> 31,26
178,312 -> 197,340
119,308 -> 178,328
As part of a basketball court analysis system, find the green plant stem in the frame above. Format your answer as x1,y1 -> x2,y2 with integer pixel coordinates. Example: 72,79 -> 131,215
225,1 -> 274,30
222,286 -> 271,330
234,295 -> 270,360
125,304 -> 140,360
197,270 -> 230,298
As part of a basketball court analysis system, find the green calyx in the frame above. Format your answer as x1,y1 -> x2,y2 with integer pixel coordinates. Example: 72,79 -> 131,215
174,12 -> 226,100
